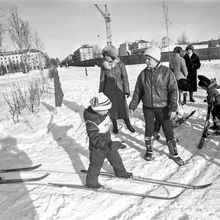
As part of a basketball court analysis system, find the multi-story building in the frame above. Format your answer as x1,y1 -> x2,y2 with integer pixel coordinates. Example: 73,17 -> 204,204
0,49 -> 46,71
72,45 -> 94,63
119,40 -> 151,56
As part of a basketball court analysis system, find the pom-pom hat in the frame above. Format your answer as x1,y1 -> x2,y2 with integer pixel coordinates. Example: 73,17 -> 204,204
143,46 -> 161,62
90,92 -> 112,111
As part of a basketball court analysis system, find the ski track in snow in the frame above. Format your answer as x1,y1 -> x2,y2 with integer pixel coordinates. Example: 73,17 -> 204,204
0,61 -> 220,219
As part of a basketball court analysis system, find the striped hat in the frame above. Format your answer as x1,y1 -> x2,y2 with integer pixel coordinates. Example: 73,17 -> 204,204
90,92 -> 112,111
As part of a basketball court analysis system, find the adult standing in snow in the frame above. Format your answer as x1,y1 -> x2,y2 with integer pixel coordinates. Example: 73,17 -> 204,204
129,46 -> 184,166
183,44 -> 201,102
169,46 -> 189,104
99,45 -> 135,134
48,59 -> 64,113
84,92 -> 132,189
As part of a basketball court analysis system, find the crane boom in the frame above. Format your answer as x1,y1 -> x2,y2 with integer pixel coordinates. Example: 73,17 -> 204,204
94,4 -> 112,45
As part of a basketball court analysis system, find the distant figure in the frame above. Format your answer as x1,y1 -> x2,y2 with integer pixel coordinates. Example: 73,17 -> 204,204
83,92 -> 132,189
129,46 -> 184,166
48,59 -> 64,113
169,46 -> 189,105
183,44 -> 201,102
99,45 -> 135,134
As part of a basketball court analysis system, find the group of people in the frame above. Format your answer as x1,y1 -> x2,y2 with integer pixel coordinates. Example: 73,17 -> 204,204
83,44 -> 203,189
49,44 -> 218,190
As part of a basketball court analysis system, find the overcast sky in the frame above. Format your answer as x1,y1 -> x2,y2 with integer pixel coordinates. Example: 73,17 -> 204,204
1,0 -> 220,60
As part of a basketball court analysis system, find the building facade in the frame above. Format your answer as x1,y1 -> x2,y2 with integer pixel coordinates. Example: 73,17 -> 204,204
0,49 -> 46,74
72,46 -> 94,63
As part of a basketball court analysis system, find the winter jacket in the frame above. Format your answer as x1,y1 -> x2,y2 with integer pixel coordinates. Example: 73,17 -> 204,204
99,59 -> 130,119
129,65 -> 178,112
169,53 -> 188,80
184,53 -> 201,92
83,106 -> 111,150
207,81 -> 220,106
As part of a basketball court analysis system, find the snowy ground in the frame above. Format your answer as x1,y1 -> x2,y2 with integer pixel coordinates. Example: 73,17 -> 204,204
0,60 -> 220,220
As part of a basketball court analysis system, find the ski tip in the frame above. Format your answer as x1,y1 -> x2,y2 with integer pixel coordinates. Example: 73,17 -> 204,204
195,183 -> 212,189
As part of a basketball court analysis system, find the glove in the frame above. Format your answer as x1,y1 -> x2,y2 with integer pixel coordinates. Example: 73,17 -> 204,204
169,111 -> 177,120
125,93 -> 130,98
110,141 -> 127,150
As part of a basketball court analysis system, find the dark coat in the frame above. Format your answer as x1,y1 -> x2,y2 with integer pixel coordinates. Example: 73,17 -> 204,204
48,67 -> 64,107
184,53 -> 201,92
83,106 -> 111,150
129,65 -> 178,112
99,60 -> 130,119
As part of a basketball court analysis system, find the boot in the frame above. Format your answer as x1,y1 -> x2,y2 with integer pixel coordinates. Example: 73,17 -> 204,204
183,93 -> 187,105
112,119 -> 118,134
167,139 -> 184,166
189,92 -> 195,102
124,118 -> 135,133
144,137 -> 153,161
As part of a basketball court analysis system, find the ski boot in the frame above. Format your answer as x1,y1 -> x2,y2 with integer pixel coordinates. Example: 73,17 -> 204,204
144,136 -> 153,161
167,139 -> 184,166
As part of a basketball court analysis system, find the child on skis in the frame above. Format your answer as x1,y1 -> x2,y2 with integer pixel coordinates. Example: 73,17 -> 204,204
83,92 -> 132,189
198,75 -> 220,133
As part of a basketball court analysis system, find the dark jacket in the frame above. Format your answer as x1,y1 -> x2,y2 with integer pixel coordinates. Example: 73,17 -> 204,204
99,59 -> 130,119
83,106 -> 111,150
184,53 -> 201,92
129,65 -> 178,112
207,81 -> 220,106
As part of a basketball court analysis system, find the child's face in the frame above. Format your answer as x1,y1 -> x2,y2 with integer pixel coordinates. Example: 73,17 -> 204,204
104,55 -> 113,62
145,56 -> 158,69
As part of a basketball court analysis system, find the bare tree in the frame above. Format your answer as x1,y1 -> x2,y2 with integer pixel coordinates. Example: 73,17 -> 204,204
33,31 -> 45,70
7,7 -> 33,73
177,32 -> 189,44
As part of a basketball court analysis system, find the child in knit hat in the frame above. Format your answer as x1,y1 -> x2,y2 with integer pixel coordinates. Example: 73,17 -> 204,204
83,92 -> 132,189
198,75 -> 220,133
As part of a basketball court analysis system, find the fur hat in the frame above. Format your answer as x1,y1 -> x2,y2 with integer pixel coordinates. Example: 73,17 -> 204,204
143,46 -> 161,62
102,45 -> 118,59
90,92 -> 112,112
198,75 -> 211,89
186,44 -> 194,51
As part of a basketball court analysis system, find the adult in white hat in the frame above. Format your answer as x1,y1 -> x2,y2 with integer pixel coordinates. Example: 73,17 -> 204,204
129,46 -> 184,166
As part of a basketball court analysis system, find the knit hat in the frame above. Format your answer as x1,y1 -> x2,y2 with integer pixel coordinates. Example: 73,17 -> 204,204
198,75 -> 211,89
102,45 -> 118,59
90,92 -> 112,112
186,44 -> 194,51
143,46 -> 161,62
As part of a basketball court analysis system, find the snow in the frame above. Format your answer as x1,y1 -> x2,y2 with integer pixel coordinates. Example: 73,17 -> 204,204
0,60 -> 220,220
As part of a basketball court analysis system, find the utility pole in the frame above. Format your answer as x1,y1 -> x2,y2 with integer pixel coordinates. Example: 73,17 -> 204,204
94,4 -> 112,45
162,1 -> 171,50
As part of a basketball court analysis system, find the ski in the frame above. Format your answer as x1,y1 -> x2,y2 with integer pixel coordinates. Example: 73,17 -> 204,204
0,164 -> 42,173
198,105 -> 212,149
81,170 -> 211,189
173,110 -> 196,128
0,173 -> 49,184
48,182 -> 182,200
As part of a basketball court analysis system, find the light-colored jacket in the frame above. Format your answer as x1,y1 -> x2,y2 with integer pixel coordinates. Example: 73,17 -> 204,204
169,53 -> 188,80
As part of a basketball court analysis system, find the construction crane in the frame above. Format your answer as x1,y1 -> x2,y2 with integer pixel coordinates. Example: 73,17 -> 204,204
94,4 -> 112,45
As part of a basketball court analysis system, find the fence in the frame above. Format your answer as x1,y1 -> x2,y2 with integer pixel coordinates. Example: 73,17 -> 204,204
69,47 -> 220,67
